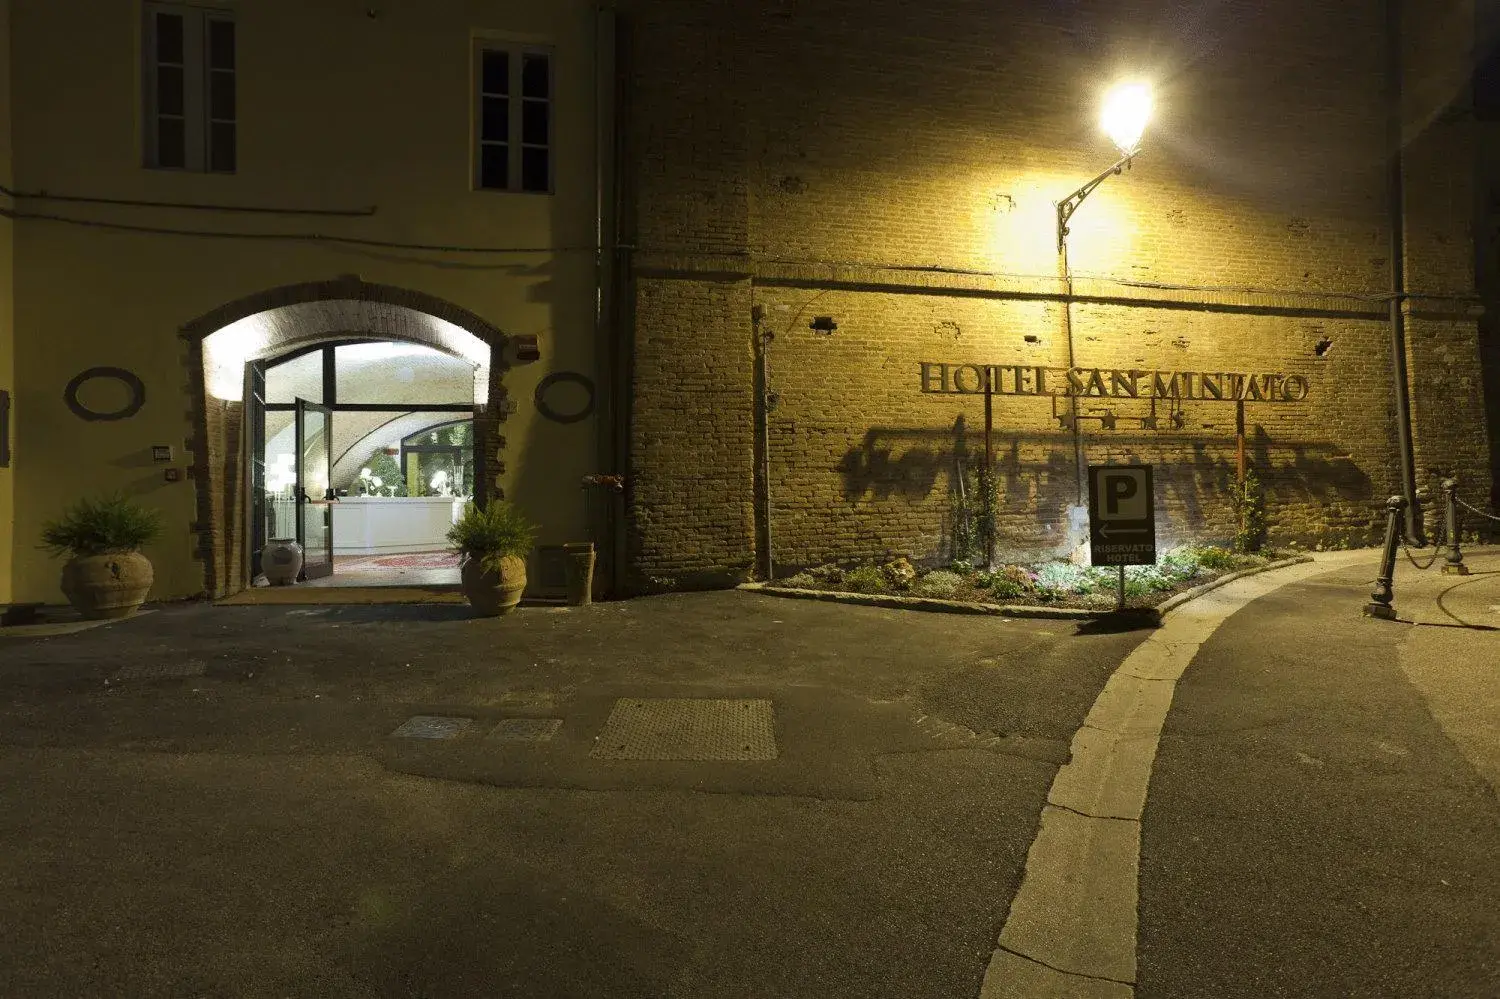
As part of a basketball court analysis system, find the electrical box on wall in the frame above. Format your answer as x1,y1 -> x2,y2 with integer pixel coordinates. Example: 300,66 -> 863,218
152,445 -> 173,462
513,335 -> 541,363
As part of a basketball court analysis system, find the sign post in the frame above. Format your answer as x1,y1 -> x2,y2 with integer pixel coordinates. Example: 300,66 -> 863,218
1088,465 -> 1156,610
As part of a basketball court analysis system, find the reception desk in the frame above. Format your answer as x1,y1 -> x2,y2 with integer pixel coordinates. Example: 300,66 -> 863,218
331,496 -> 466,555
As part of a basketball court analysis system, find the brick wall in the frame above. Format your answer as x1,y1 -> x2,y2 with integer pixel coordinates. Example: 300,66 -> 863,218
754,285 -> 1400,570
622,0 -> 1494,586
627,275 -> 756,588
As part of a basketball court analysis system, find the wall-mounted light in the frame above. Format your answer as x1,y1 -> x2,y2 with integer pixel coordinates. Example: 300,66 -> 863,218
1101,82 -> 1152,157
513,335 -> 541,363
1057,80 -> 1154,253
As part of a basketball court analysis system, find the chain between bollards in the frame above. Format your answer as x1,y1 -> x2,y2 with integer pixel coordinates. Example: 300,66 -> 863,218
1366,474 -> 1489,618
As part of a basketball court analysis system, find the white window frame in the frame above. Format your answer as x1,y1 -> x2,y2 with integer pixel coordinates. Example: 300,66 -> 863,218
143,2 -> 236,173
473,41 -> 554,194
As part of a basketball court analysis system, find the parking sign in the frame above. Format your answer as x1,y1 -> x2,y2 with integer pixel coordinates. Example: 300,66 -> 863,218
1088,465 -> 1156,567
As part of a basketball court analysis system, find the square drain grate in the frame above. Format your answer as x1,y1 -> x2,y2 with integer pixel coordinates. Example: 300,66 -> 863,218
391,715 -> 474,740
488,718 -> 563,742
590,698 -> 777,761
111,660 -> 207,681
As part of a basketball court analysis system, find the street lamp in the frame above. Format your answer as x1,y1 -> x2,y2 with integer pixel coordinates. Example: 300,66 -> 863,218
1057,80 -> 1153,252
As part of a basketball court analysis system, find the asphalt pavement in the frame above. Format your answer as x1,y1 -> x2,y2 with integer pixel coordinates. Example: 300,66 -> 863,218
4,553 -> 1498,998
0,590 -> 1145,998
1138,551 -> 1500,999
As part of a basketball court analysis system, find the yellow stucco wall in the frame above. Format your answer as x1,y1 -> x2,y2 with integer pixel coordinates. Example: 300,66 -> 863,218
8,0 -> 601,602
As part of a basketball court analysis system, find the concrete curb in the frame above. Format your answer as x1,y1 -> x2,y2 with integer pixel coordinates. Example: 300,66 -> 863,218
739,554 -> 1317,622
1154,555 -> 1315,616
982,556 -> 1335,997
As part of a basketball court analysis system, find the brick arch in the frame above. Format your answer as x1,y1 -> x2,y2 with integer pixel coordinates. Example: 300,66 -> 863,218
179,276 -> 513,598
177,274 -> 508,346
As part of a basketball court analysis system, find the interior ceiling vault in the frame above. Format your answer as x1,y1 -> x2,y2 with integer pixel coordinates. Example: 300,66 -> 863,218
201,299 -> 491,403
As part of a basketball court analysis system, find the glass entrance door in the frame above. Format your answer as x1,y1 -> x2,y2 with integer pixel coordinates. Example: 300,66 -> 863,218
294,398 -> 334,580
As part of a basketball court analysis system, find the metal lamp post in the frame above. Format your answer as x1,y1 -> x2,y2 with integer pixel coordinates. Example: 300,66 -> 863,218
1056,81 -> 1152,546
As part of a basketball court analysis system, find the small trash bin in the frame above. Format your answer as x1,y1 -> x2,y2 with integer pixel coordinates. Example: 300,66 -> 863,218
563,542 -> 596,606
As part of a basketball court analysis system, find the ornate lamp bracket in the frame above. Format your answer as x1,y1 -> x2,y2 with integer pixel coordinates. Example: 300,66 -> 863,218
1056,151 -> 1136,253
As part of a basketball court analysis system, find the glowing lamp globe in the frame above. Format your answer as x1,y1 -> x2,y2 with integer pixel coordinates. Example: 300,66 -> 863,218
1101,82 -> 1152,155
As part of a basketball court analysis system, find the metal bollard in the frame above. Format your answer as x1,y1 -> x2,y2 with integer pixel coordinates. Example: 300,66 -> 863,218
1441,477 -> 1470,576
1363,494 -> 1405,620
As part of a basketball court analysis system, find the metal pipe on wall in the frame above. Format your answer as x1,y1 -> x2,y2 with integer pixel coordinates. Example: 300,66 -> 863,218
1386,0 -> 1423,543
595,3 -> 630,595
752,303 -> 776,582
1058,244 -> 1085,507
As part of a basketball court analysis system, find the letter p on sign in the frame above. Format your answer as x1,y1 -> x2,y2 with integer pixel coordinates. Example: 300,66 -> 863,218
1097,468 -> 1148,520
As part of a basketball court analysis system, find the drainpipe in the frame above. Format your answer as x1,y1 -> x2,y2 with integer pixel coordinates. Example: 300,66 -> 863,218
1386,0 -> 1424,543
598,4 -> 633,594
752,303 -> 775,581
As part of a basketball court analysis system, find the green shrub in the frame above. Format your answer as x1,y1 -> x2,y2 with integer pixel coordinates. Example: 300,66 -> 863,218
1033,561 -> 1114,595
989,578 -> 1028,599
1233,470 -> 1268,553
979,564 -> 1035,600
1127,565 -> 1177,592
806,563 -> 845,586
882,557 -> 917,589
842,565 -> 888,593
781,572 -> 819,589
1191,545 -> 1240,571
1157,546 -> 1202,578
358,450 -> 408,497
446,500 -> 537,574
914,570 -> 965,598
41,494 -> 161,558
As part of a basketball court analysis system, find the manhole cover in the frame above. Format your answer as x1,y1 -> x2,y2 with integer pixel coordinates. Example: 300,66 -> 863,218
111,661 -> 207,681
391,715 -> 474,740
590,698 -> 777,761
488,717 -> 563,742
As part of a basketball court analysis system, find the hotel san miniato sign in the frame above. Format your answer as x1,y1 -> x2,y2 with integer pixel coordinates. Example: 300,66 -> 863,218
919,362 -> 1310,403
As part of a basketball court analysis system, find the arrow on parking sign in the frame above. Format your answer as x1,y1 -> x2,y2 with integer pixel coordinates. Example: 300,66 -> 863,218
1099,523 -> 1149,538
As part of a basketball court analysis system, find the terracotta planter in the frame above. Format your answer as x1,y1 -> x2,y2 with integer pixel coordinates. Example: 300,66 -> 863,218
459,554 -> 527,616
60,551 -> 154,620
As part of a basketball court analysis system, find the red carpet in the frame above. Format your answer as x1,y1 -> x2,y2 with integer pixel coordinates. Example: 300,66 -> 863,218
369,552 -> 461,569
333,552 -> 460,571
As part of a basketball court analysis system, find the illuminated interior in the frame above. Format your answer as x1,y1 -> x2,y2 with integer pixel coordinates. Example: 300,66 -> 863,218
252,337 -> 483,589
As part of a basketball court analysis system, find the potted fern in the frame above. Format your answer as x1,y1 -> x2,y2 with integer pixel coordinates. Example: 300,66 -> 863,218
41,494 -> 161,619
446,499 -> 536,616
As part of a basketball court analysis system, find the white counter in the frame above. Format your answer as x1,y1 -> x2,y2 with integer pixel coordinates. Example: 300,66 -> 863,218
331,496 -> 466,555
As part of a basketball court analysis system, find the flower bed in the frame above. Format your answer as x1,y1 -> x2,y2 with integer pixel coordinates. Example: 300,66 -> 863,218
774,546 -> 1274,611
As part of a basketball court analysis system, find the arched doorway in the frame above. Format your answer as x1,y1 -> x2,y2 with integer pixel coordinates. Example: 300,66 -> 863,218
251,339 -> 484,587
182,277 -> 508,598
